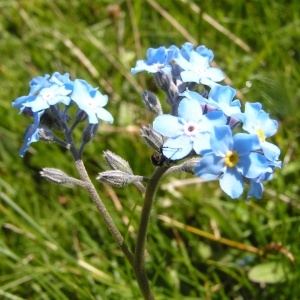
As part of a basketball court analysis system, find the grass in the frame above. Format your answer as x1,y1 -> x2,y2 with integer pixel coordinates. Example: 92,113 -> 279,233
0,0 -> 300,299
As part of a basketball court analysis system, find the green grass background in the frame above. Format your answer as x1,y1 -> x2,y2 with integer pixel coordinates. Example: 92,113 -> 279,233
0,0 -> 300,299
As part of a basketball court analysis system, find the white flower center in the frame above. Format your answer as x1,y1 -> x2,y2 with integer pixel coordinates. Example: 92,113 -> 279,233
183,121 -> 199,136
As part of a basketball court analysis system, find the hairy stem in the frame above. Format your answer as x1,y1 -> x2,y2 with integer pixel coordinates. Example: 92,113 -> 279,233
75,160 -> 134,265
133,166 -> 169,300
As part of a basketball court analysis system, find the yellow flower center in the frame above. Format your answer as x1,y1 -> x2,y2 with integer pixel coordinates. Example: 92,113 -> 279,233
224,151 -> 239,167
256,128 -> 266,142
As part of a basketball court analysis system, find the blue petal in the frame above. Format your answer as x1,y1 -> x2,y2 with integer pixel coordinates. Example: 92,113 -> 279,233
220,168 -> 244,198
178,98 -> 202,122
179,90 -> 207,105
153,115 -> 183,137
71,79 -> 89,103
261,141 -> 280,161
209,85 -> 236,104
193,132 -> 212,155
239,152 -> 270,178
180,70 -> 200,83
189,51 -> 208,68
163,135 -> 193,160
233,133 -> 260,155
204,67 -> 225,82
247,180 -> 263,200
196,45 -> 214,62
96,107 -> 114,124
259,115 -> 278,137
211,126 -> 232,156
194,153 -> 224,180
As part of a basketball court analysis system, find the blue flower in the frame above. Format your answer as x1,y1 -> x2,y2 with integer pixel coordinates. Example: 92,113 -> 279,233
49,72 -> 74,90
70,79 -> 114,124
24,84 -> 73,112
153,97 -> 226,160
207,85 -> 244,119
180,42 -> 214,62
247,159 -> 281,199
29,74 -> 51,95
131,46 -> 178,75
242,102 -> 280,161
12,74 -> 51,113
172,45 -> 224,86
19,110 -> 44,157
194,125 -> 271,198
12,73 -> 72,113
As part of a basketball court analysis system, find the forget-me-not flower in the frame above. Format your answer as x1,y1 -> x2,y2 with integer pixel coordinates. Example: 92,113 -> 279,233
207,85 -> 245,120
153,97 -> 226,160
131,46 -> 178,75
242,102 -> 280,161
172,44 -> 224,86
194,125 -> 271,198
70,79 -> 114,124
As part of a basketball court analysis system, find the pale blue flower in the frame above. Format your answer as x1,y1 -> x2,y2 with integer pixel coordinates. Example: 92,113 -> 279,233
153,97 -> 226,160
131,46 -> 178,75
49,72 -> 74,90
172,47 -> 224,86
242,102 -> 280,161
207,85 -> 244,119
29,74 -> 51,95
70,79 -> 113,124
24,84 -> 73,112
180,42 -> 214,62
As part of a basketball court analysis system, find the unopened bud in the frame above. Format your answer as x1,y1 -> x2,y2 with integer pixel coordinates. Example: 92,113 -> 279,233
96,170 -> 143,187
40,168 -> 71,184
74,108 -> 88,123
103,150 -> 133,174
154,72 -> 171,91
82,123 -> 99,143
140,125 -> 164,152
141,91 -> 163,115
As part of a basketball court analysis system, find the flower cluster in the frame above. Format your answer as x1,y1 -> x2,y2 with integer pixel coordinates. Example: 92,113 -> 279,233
132,42 -> 281,199
12,72 -> 113,157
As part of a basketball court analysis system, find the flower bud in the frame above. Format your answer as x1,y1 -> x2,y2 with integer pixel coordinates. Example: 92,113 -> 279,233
96,170 -> 143,187
74,108 -> 88,123
40,168 -> 71,184
103,150 -> 133,174
82,123 -> 99,144
140,125 -> 164,152
154,72 -> 171,91
141,91 -> 163,115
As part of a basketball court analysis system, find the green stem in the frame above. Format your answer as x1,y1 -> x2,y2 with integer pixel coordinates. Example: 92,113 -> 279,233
75,160 -> 134,265
133,166 -> 169,300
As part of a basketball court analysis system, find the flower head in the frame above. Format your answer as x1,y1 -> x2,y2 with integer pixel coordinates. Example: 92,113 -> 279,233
131,46 -> 178,75
242,102 -> 280,161
153,97 -> 226,160
194,125 -> 271,198
70,79 -> 113,124
12,72 -> 72,113
207,85 -> 244,119
172,44 -> 224,86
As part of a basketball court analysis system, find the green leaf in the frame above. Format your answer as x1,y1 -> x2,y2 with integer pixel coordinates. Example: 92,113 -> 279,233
248,261 -> 288,284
